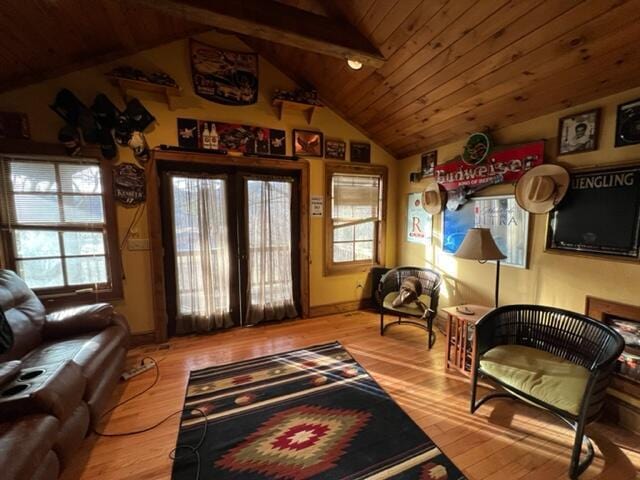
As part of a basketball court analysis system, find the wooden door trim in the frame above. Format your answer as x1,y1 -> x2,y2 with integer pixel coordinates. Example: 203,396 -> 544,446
147,149 -> 310,342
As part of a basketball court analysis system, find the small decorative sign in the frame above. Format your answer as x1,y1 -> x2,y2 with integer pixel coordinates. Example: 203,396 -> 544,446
350,142 -> 371,163
113,162 -> 145,206
190,40 -> 258,106
435,140 -> 544,191
407,192 -> 432,244
462,132 -> 491,165
311,196 -> 324,217
0,112 -> 29,139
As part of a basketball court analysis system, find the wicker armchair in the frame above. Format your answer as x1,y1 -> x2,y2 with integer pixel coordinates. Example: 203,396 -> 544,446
471,305 -> 625,479
377,267 -> 442,349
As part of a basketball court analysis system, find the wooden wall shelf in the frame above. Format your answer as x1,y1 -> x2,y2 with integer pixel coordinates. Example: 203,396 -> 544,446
272,99 -> 323,125
107,76 -> 181,110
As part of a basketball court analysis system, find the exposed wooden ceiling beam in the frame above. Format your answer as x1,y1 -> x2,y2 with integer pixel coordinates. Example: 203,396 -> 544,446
128,0 -> 385,68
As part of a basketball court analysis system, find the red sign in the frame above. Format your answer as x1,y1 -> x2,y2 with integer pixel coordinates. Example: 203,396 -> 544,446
434,140 -> 545,190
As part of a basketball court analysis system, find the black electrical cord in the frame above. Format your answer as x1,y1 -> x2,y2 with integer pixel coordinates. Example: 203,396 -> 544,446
91,356 -> 208,480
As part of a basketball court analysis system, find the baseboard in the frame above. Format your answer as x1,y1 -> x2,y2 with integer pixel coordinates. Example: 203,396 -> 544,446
309,298 -> 374,318
129,331 -> 156,347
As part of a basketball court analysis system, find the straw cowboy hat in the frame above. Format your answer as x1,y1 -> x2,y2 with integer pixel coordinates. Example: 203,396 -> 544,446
515,164 -> 570,214
422,182 -> 447,215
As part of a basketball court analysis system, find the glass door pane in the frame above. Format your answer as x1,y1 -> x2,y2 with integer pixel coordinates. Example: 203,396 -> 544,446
244,178 -> 297,324
171,175 -> 233,332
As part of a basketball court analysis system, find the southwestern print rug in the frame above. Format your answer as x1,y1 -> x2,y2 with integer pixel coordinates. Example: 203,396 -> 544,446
172,341 -> 465,480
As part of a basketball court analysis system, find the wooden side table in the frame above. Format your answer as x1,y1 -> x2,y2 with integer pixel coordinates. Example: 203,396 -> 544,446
442,304 -> 492,378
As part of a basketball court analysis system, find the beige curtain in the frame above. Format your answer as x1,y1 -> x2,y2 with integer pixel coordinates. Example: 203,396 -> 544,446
172,175 -> 233,333
245,178 -> 297,325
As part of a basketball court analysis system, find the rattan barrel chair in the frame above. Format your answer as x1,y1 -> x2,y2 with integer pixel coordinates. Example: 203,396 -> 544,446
470,305 -> 625,479
377,267 -> 442,349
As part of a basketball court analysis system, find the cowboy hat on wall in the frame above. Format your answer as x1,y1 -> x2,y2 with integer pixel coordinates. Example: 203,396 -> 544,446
515,164 -> 570,214
422,182 -> 447,215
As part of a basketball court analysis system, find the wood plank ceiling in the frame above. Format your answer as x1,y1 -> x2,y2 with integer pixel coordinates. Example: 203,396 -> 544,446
2,1 -> 640,158
250,0 -> 640,157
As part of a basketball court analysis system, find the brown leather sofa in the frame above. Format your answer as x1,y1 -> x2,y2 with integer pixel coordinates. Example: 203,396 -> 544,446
0,270 -> 130,480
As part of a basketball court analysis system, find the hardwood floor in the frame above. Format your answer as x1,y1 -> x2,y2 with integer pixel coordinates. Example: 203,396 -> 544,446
61,311 -> 640,479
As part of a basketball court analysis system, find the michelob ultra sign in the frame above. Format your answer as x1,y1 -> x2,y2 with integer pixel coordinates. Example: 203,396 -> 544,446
435,140 -> 545,190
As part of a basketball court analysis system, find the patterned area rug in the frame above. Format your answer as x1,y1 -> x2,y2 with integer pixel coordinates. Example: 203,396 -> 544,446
172,341 -> 466,480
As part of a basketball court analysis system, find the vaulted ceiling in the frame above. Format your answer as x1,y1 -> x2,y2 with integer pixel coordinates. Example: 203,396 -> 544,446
3,0 -> 640,158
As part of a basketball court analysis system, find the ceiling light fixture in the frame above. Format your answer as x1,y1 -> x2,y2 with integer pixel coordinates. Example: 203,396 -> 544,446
347,59 -> 363,71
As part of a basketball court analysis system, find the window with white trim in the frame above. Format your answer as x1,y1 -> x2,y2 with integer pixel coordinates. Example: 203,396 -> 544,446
325,163 -> 387,275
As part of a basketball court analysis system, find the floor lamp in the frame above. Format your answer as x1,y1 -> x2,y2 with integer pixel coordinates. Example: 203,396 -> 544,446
454,228 -> 506,308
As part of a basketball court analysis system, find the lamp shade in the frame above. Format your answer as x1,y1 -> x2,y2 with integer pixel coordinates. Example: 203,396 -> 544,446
454,228 -> 506,261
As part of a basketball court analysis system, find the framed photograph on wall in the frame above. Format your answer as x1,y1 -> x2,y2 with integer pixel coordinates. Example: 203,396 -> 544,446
420,150 -> 437,177
325,139 -> 346,160
442,195 -> 530,268
350,141 -> 371,163
547,164 -> 640,258
615,98 -> 640,147
557,108 -> 600,155
406,192 -> 432,244
293,129 -> 323,157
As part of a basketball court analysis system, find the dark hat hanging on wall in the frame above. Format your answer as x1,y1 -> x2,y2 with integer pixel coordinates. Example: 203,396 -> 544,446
91,93 -> 120,130
114,114 -> 132,146
50,88 -> 101,144
123,98 -> 155,131
58,125 -> 81,156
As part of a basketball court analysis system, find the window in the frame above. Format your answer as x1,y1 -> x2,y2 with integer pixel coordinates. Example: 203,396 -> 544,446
0,154 -> 122,305
324,163 -> 387,275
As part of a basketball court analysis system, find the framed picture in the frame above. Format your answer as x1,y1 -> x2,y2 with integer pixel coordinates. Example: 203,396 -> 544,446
547,164 -> 640,259
293,129 -> 323,157
421,150 -> 437,177
325,139 -> 346,160
407,192 -> 432,244
615,98 -> 640,147
442,195 -> 530,268
350,141 -> 371,163
557,108 -> 600,155
189,40 -> 258,106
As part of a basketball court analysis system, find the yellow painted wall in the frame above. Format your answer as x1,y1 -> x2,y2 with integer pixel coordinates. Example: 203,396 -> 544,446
397,86 -> 640,315
0,32 -> 397,333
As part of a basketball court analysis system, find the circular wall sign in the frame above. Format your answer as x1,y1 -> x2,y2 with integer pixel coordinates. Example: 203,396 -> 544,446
462,132 -> 491,165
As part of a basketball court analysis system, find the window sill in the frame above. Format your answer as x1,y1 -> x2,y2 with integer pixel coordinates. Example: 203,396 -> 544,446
324,262 -> 382,276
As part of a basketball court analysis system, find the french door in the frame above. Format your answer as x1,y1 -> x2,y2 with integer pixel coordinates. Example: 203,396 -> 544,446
160,165 -> 300,335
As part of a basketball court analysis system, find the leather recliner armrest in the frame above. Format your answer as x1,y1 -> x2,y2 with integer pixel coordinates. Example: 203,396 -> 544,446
44,303 -> 114,339
0,360 -> 22,388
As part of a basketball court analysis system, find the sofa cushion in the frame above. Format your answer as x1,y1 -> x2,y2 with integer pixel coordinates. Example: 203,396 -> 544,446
0,414 -> 59,480
31,451 -> 60,480
54,402 -> 90,469
479,344 -> 590,416
383,291 -> 431,316
0,270 -> 46,362
44,303 -> 114,339
22,325 -> 127,395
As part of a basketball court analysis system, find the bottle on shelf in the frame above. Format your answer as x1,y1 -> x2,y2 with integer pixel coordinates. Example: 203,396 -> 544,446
210,123 -> 219,150
202,123 -> 211,149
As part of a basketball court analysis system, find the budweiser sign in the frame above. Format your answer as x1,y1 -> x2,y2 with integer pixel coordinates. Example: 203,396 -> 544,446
435,140 -> 545,190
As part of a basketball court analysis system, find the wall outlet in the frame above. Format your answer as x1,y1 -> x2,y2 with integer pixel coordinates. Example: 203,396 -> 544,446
127,238 -> 150,251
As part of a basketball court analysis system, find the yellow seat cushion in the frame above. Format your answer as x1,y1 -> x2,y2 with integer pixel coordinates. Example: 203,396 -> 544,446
479,345 -> 590,416
382,292 -> 430,317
